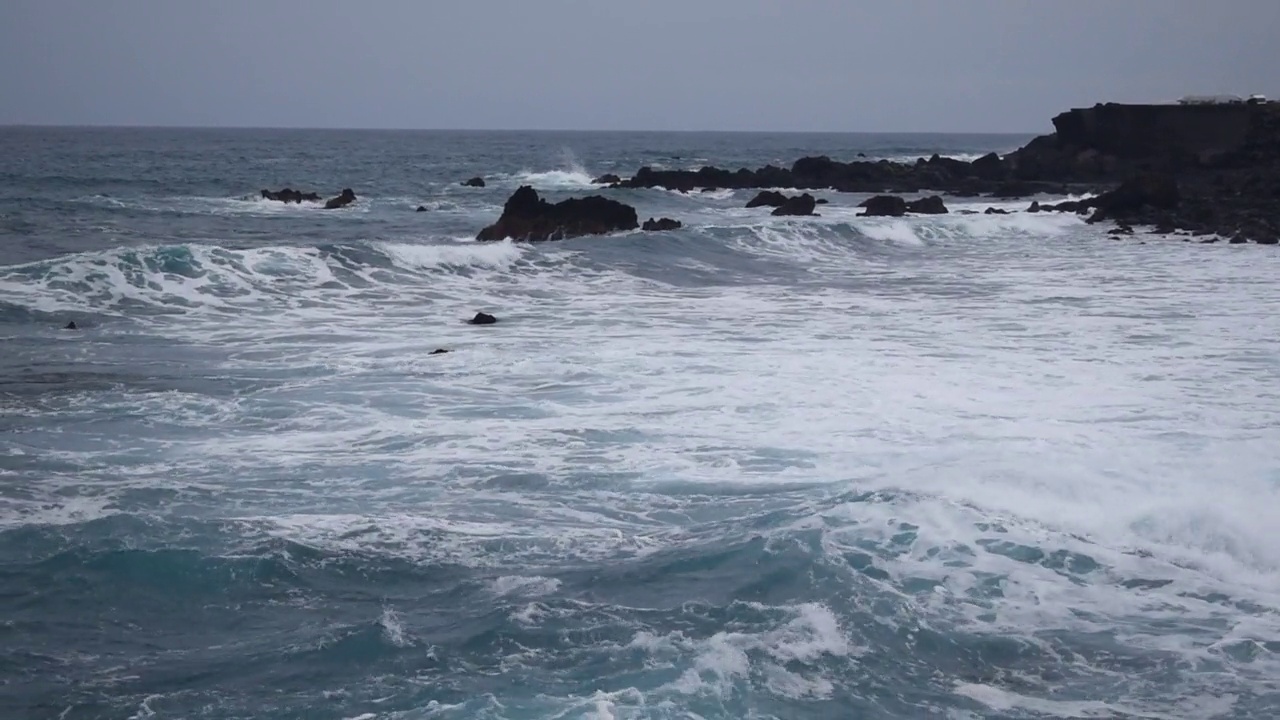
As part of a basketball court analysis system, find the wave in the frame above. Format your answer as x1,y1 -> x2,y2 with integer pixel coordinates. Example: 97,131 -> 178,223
0,203 -> 1106,322
511,168 -> 597,190
0,239 -> 529,318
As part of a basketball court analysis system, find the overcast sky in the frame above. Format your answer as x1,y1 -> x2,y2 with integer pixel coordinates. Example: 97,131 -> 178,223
2,0 -> 1277,133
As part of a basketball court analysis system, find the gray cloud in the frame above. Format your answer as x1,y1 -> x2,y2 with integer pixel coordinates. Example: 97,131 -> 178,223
2,0 -> 1277,132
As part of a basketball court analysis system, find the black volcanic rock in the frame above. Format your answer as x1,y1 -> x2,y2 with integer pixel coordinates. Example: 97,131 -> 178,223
462,177 -> 486,188
772,193 -> 818,216
593,173 -> 621,185
859,195 -> 908,217
1086,174 -> 1180,223
469,312 -> 497,325
323,188 -> 357,210
970,152 -> 1006,181
984,207 -> 1010,215
476,186 -> 639,242
607,100 -> 1280,244
416,205 -> 428,212
642,217 -> 683,231
906,196 -> 948,214
261,188 -> 321,203
746,191 -> 790,208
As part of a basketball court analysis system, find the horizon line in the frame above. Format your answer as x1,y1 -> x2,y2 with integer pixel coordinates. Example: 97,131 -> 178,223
0,121 -> 1043,136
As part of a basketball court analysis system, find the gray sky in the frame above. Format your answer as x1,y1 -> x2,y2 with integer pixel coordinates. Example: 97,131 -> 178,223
2,0 -> 1277,133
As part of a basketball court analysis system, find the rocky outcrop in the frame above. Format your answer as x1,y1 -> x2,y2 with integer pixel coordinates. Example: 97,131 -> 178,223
772,193 -> 818,216
323,188 -> 356,210
745,191 -> 789,208
469,312 -> 497,325
859,196 -> 907,217
416,205 -> 428,212
476,186 -> 639,242
642,217 -> 683,231
593,173 -> 621,185
609,101 -> 1280,243
261,188 -> 321,203
462,177 -> 486,188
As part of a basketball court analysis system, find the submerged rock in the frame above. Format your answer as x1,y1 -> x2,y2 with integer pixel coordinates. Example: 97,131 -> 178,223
63,321 -> 78,330
429,348 -> 450,355
261,188 -> 321,203
323,188 -> 357,210
592,173 -> 621,185
469,312 -> 497,325
745,190 -> 790,208
642,217 -> 683,231
462,177 -> 486,188
477,186 -> 639,242
772,193 -> 818,216
984,207 -> 1010,215
416,205 -> 428,212
859,195 -> 908,217
906,195 -> 949,214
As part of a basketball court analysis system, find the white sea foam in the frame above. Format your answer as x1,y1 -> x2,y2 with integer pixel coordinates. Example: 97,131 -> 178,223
376,239 -> 525,271
512,169 -> 597,189
7,188 -> 1280,715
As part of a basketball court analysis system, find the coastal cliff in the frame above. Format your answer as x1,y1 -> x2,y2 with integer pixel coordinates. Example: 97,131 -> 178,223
609,100 -> 1280,244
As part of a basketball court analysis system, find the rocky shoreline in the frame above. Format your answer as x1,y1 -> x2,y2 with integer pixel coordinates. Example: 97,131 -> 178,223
593,100 -> 1278,244
258,101 -> 1280,246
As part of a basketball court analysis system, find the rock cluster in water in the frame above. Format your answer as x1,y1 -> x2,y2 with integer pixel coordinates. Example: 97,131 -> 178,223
260,187 -> 358,209
476,186 -> 639,242
261,188 -> 321,203
642,217 -> 683,231
259,100 -> 1280,245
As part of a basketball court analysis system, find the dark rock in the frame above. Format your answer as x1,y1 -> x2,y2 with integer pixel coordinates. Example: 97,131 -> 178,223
602,101 -> 1280,246
416,205 -> 428,212
469,312 -> 497,325
476,186 -> 639,242
990,180 -> 1039,198
593,173 -> 622,185
970,152 -> 1007,181
642,217 -> 683,231
815,198 -> 830,205
772,193 -> 818,216
1086,174 -> 1180,223
261,188 -> 321,203
63,321 -> 78,330
1108,224 -> 1135,235
746,191 -> 790,208
984,207 -> 1010,215
462,177 -> 486,188
1028,201 -> 1042,213
1256,236 -> 1279,245
906,195 -> 948,214
859,195 -> 908,217
957,210 -> 979,215
323,188 -> 357,210
429,348 -> 450,355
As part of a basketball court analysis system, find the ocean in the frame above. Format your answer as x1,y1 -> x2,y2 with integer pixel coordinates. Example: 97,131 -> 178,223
2,127 -> 1279,720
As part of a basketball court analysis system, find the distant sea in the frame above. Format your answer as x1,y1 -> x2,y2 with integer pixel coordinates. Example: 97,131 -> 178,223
2,127 -> 1278,720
